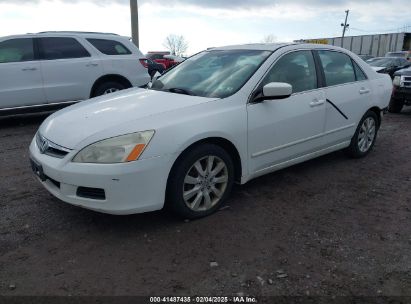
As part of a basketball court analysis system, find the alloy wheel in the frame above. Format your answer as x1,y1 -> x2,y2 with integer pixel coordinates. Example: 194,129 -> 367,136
103,88 -> 120,95
358,117 -> 376,153
182,156 -> 228,212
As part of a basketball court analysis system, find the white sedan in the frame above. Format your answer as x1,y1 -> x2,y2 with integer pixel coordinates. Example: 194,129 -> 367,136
29,43 -> 392,218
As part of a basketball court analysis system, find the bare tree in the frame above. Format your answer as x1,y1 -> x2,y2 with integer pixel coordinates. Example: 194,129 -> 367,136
163,34 -> 189,56
261,34 -> 277,43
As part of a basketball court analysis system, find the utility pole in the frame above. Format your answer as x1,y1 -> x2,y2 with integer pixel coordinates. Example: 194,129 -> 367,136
130,0 -> 139,48
341,10 -> 350,44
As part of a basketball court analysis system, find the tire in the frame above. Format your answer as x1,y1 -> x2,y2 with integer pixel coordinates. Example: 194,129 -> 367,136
92,81 -> 126,97
345,110 -> 379,158
166,144 -> 235,219
388,98 -> 404,113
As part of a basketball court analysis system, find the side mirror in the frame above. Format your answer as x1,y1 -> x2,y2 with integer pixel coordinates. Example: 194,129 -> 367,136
262,82 -> 293,100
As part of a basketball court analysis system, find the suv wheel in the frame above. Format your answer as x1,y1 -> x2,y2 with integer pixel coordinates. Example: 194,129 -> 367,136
167,144 -> 234,219
93,81 -> 126,97
345,110 -> 378,158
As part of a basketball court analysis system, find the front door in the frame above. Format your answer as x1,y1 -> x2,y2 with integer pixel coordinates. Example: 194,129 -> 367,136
247,50 -> 326,175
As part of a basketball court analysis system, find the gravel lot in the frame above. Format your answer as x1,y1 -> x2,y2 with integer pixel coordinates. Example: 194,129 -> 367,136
0,110 -> 411,297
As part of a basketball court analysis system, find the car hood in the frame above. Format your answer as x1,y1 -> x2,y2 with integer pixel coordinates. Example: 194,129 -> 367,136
39,88 -> 217,149
394,67 -> 411,76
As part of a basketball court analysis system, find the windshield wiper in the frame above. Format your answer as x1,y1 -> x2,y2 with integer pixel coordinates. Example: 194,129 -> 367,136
167,87 -> 196,96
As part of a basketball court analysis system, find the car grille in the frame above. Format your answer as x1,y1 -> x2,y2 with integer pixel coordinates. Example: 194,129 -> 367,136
36,133 -> 71,158
403,76 -> 411,87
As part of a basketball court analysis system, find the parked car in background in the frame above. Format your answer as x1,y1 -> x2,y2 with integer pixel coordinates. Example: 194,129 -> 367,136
366,57 -> 383,63
386,51 -> 411,61
368,57 -> 411,78
164,54 -> 185,63
358,54 -> 374,61
389,67 -> 411,113
147,51 -> 179,69
30,43 -> 392,218
0,31 -> 150,115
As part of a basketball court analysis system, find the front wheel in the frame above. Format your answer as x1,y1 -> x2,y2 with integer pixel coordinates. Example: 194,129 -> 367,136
345,110 -> 379,158
167,144 -> 235,219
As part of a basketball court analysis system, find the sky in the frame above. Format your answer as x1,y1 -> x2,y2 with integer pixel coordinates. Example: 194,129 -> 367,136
0,0 -> 410,55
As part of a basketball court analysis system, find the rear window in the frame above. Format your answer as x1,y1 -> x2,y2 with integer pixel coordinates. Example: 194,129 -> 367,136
0,38 -> 34,63
39,37 -> 90,60
87,39 -> 131,55
318,50 -> 356,86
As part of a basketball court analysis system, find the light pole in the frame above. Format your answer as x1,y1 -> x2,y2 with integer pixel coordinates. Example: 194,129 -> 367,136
130,0 -> 139,48
341,9 -> 350,46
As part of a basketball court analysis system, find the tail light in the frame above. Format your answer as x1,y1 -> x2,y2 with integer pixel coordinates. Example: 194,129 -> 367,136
139,59 -> 148,68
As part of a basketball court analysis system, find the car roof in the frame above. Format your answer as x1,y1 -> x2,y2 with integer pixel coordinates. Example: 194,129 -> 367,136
209,43 -> 350,52
1,31 -> 128,40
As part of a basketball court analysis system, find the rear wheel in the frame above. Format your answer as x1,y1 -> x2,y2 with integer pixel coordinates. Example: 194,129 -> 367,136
167,144 -> 234,219
345,110 -> 378,158
93,81 -> 126,97
388,98 -> 404,113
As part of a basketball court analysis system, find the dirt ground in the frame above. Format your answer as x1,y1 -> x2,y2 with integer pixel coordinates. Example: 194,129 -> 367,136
0,110 -> 411,298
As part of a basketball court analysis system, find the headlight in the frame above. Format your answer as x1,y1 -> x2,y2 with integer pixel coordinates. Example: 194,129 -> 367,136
393,76 -> 401,87
73,130 -> 155,163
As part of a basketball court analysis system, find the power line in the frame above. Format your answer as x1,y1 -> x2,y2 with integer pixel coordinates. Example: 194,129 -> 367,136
349,24 -> 411,34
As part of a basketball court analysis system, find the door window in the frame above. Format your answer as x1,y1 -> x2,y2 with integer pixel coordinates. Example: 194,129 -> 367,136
318,51 -> 356,86
39,37 -> 90,60
87,39 -> 131,55
0,38 -> 34,63
261,50 -> 317,94
352,60 -> 367,81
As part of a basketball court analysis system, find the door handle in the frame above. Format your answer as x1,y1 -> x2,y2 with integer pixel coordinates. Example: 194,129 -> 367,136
22,67 -> 37,71
309,99 -> 325,107
86,63 -> 99,67
359,88 -> 370,94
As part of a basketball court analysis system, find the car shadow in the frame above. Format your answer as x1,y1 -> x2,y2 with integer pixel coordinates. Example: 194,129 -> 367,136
0,112 -> 52,128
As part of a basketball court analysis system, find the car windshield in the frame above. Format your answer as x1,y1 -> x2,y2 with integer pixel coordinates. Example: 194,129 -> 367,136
150,49 -> 272,98
369,58 -> 396,67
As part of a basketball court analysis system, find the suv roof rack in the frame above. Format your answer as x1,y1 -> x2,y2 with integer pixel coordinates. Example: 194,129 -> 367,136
37,31 -> 119,36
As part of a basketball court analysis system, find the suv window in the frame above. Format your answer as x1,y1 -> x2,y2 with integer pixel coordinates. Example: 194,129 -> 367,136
0,38 -> 34,63
318,51 -> 356,86
352,60 -> 367,81
39,37 -> 90,60
262,50 -> 317,94
87,39 -> 131,55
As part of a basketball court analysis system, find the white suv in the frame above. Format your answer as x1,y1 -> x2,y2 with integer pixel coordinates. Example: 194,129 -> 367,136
0,31 -> 150,114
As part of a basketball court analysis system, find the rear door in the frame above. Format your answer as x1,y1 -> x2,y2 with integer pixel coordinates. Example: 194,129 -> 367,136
247,50 -> 326,174
38,37 -> 103,103
315,50 -> 371,146
0,38 -> 46,109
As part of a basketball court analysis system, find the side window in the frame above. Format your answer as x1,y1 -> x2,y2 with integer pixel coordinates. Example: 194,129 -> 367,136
318,51 -> 356,86
352,60 -> 367,81
262,50 -> 317,94
0,38 -> 34,63
39,37 -> 90,60
87,39 -> 131,55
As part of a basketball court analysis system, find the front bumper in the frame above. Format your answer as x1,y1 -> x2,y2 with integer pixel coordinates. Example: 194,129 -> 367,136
392,86 -> 411,104
29,138 -> 173,215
